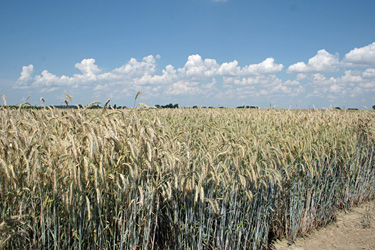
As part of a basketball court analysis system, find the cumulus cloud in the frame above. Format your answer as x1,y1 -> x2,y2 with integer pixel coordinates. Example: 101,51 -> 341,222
33,70 -> 71,87
15,54 -> 285,94
9,54 -> 311,103
167,81 -> 200,95
307,69 -> 375,98
287,49 -> 339,73
223,74 -> 282,86
217,58 -> 283,76
344,42 -> 375,66
222,74 -> 303,98
112,55 -> 158,76
75,59 -> 101,80
13,43 -> 375,106
363,68 -> 375,78
296,73 -> 306,80
177,54 -> 220,79
242,58 -> 284,74
17,64 -> 34,83
217,60 -> 241,76
15,55 -> 162,91
340,70 -> 363,83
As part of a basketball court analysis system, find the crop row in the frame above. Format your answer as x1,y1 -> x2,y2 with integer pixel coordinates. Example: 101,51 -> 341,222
0,107 -> 374,249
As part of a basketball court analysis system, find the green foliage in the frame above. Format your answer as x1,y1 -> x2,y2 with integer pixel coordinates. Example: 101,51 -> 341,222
155,103 -> 179,108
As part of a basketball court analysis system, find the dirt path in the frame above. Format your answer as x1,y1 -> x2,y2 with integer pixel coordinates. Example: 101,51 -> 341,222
273,200 -> 375,250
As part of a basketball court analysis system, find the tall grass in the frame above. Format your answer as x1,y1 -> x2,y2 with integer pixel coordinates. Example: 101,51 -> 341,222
0,106 -> 374,249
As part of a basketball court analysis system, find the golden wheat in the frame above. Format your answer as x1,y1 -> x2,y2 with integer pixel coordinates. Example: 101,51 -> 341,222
0,105 -> 374,249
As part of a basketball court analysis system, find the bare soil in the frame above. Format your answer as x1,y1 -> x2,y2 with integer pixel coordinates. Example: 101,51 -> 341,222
272,200 -> 375,250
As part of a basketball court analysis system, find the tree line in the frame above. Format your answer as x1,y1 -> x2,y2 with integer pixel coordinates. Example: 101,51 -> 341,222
2,104 -> 375,110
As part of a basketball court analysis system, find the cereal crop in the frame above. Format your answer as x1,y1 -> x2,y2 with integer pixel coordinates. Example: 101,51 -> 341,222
0,105 -> 374,249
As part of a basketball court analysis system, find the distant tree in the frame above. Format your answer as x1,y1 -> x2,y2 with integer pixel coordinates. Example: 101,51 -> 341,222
90,104 -> 102,109
192,105 -> 198,109
160,103 -> 179,108
155,104 -> 161,108
373,105 -> 375,110
237,105 -> 258,109
335,107 -> 341,110
348,108 -> 359,110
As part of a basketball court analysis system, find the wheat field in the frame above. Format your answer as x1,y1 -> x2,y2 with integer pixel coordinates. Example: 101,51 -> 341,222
0,106 -> 374,249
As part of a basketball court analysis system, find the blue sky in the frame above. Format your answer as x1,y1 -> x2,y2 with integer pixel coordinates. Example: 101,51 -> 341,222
1,0 -> 375,108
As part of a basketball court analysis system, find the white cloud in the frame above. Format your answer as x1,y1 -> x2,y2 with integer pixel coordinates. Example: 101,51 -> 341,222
284,79 -> 300,86
177,54 -> 219,79
33,70 -> 75,88
13,44 -> 375,107
164,77 -> 217,96
217,60 -> 241,76
287,49 -> 339,73
17,64 -> 34,83
135,64 -> 178,85
16,55 -> 161,90
15,55 -> 284,94
111,55 -> 158,77
242,58 -> 284,74
344,42 -> 375,66
340,70 -> 362,83
217,58 -> 283,76
75,59 -> 101,80
224,74 -> 282,86
296,73 -> 306,80
363,68 -> 375,78
222,74 -> 303,98
307,69 -> 375,98
167,80 -> 200,95
10,54 -> 307,104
